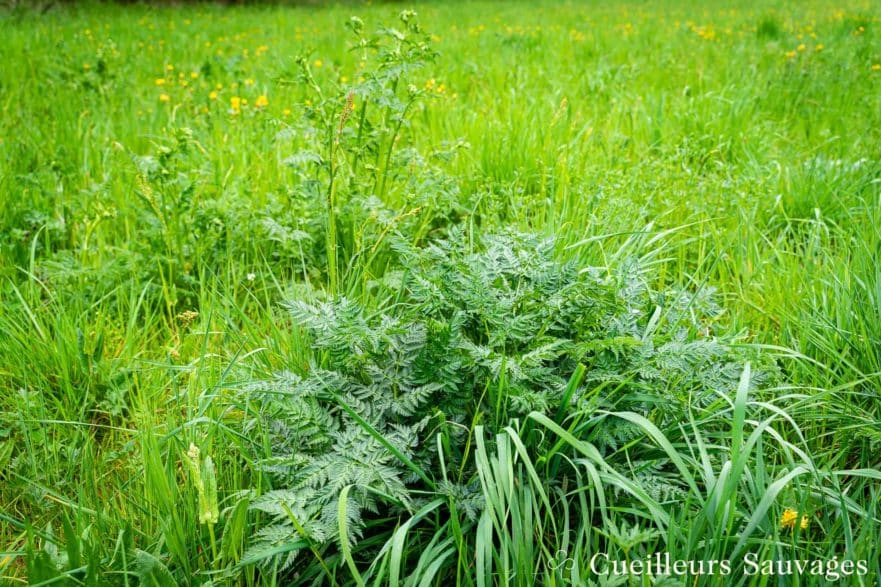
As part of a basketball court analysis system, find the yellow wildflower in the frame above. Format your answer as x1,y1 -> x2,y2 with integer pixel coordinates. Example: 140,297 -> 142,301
255,95 -> 269,108
797,43 -> 806,52
815,44 -> 824,52
873,64 -> 881,71
209,91 -> 218,100
283,108 -> 292,117
785,50 -> 797,59
245,78 -> 254,86
155,78 -> 166,86
230,96 -> 241,111
190,72 -> 199,79
159,94 -> 170,102
314,59 -> 323,68
83,63 -> 91,70
166,64 -> 174,71
780,508 -> 809,530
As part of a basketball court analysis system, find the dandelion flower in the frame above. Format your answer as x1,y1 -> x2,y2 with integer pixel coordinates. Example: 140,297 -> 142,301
815,44 -> 824,52
155,78 -> 166,86
190,72 -> 199,79
780,508 -> 809,530
230,96 -> 241,111
797,43 -> 806,52
159,93 -> 170,102
314,59 -> 323,68
166,64 -> 174,71
209,91 -> 218,100
873,64 -> 881,71
780,508 -> 797,528
245,78 -> 255,86
255,94 -> 269,108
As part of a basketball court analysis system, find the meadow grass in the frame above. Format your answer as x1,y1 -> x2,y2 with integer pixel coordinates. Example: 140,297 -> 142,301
1,0 -> 880,585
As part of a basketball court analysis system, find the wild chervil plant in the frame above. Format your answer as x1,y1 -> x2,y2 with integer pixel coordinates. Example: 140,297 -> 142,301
240,228 -> 774,578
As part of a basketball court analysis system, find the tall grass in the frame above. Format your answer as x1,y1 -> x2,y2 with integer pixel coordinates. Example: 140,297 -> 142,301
1,0 -> 880,584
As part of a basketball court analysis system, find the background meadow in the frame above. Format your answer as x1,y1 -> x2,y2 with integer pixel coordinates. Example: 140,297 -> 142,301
1,0 -> 881,584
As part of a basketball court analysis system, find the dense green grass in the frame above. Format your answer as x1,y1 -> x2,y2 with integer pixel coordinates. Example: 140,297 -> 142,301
2,0 -> 881,584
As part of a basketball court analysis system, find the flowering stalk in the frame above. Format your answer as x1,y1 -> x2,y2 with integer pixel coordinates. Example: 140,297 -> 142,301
184,443 -> 220,562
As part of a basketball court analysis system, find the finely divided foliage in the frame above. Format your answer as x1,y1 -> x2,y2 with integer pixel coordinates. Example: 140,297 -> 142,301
244,230 -> 771,576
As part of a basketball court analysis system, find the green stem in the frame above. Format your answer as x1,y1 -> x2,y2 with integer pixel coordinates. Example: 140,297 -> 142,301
207,522 -> 218,565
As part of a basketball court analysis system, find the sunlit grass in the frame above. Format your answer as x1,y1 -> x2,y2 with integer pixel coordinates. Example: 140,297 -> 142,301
1,0 -> 880,584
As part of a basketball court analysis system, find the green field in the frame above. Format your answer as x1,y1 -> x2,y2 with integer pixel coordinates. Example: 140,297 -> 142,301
2,0 -> 881,584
